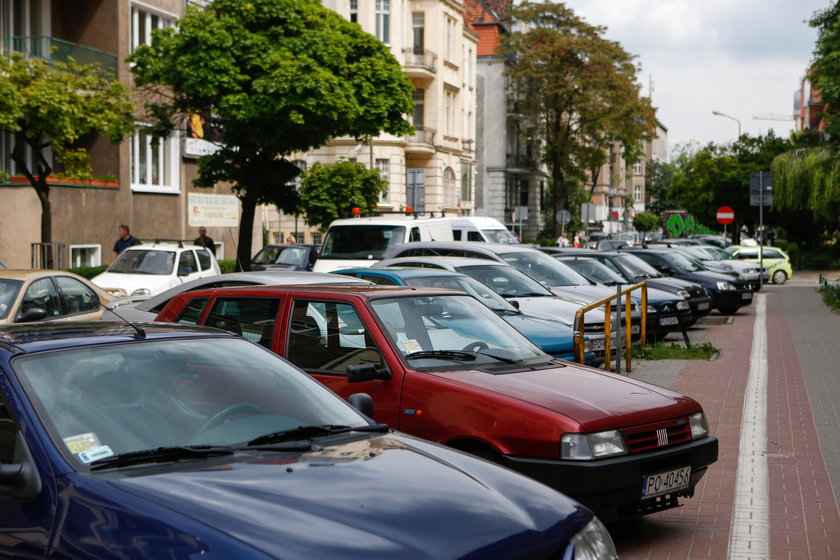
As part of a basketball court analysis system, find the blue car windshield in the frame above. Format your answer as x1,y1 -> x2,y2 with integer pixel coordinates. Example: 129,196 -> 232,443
12,337 -> 367,469
402,275 -> 517,312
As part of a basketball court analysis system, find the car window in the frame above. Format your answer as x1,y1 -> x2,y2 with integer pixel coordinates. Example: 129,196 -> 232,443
204,297 -> 282,349
736,249 -> 759,259
459,265 -> 554,297
593,257 -> 624,276
22,278 -> 62,318
175,297 -> 210,324
196,248 -> 213,271
409,227 -> 421,242
360,275 -> 397,285
178,251 -> 199,275
467,231 -> 484,241
111,250 -> 175,275
499,252 -> 590,286
287,300 -> 383,373
320,225 -> 407,260
452,230 -> 462,241
763,249 -> 784,259
0,279 -> 23,320
55,276 -> 100,314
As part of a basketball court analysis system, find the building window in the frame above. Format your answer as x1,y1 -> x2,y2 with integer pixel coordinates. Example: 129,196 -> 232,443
375,0 -> 390,44
130,126 -> 179,194
1,0 -> 48,56
445,90 -> 455,136
460,162 -> 472,202
634,185 -> 642,202
1,129 -> 52,177
413,88 -> 425,127
293,232 -> 305,244
443,167 -> 456,208
412,12 -> 425,54
70,245 -> 102,268
445,15 -> 456,62
131,4 -> 175,53
312,233 -> 322,246
633,162 -> 643,175
519,179 -> 529,206
376,158 -> 390,202
349,0 -> 358,24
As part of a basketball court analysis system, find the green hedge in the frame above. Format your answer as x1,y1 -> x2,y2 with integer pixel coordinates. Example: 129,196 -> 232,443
68,265 -> 108,279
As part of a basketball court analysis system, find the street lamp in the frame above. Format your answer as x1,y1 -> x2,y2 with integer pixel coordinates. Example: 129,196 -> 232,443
712,110 -> 741,138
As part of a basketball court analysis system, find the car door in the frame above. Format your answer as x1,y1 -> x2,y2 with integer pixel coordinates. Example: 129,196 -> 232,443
284,298 -> 401,427
54,276 -> 103,320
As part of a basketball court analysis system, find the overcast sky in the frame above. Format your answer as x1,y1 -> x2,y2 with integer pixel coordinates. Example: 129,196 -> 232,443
561,0 -> 832,157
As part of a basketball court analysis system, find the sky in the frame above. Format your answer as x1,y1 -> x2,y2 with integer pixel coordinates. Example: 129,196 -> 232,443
560,0 -> 833,155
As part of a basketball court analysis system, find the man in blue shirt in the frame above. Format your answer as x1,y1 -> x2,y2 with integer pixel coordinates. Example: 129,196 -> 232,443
112,224 -> 141,262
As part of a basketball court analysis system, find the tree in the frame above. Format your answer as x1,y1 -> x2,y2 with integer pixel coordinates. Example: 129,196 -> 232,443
632,212 -> 661,238
129,0 -> 415,270
501,1 -> 656,234
298,161 -> 388,230
645,159 -> 676,216
0,53 -> 134,258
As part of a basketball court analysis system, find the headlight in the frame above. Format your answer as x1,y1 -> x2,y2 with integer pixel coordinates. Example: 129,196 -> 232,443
646,305 -> 658,313
689,412 -> 709,439
561,430 -> 627,460
716,281 -> 735,290
676,301 -> 690,310
566,516 -> 619,560
131,288 -> 151,296
676,290 -> 689,298
583,338 -> 593,353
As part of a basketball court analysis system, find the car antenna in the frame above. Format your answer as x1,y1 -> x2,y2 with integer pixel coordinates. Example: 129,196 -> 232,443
95,296 -> 146,338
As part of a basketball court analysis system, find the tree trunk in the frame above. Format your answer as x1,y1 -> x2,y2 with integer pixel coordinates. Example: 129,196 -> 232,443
237,193 -> 257,272
552,167 -> 565,237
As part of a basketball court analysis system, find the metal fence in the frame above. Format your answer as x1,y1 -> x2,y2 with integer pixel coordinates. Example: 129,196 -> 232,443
31,243 -> 66,270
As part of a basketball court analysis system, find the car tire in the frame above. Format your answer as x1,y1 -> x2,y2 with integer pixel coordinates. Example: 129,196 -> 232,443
772,270 -> 788,285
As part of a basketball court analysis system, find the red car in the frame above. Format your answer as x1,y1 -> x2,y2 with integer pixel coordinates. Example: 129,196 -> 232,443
157,284 -> 718,522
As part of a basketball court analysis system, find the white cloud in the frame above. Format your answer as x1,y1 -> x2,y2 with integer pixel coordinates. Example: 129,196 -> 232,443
561,0 -> 831,154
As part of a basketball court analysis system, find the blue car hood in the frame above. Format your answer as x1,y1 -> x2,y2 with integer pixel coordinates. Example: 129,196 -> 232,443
109,433 -> 585,559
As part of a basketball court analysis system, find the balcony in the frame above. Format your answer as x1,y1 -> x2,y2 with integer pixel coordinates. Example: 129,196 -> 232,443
405,127 -> 436,154
505,154 -> 540,172
403,47 -> 437,79
2,36 -> 117,76
462,138 -> 474,152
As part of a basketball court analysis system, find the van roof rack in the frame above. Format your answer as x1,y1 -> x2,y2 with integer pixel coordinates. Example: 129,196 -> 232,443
350,210 -> 448,219
144,238 -> 186,248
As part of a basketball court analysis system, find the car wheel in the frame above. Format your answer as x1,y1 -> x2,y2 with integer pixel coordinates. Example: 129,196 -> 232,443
772,270 -> 788,284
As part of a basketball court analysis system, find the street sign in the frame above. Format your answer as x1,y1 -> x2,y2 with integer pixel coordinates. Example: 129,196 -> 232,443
749,171 -> 773,207
716,206 -> 735,225
555,209 -> 571,225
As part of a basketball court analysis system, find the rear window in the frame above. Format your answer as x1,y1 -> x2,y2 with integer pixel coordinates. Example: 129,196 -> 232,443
196,248 -> 213,270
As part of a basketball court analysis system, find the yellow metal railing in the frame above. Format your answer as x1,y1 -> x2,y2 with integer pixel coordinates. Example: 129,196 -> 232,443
573,282 -> 647,372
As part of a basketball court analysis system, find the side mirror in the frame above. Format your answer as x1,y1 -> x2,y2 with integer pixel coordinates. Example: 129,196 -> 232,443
347,393 -> 374,418
16,307 -> 49,323
346,363 -> 391,383
509,300 -> 520,310
0,420 -> 41,500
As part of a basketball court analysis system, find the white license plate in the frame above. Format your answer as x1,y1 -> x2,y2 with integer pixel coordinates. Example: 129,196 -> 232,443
698,302 -> 710,310
642,466 -> 691,499
659,316 -> 679,326
742,292 -> 753,300
591,339 -> 605,351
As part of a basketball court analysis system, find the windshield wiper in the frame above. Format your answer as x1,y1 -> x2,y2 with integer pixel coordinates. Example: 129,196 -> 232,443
471,350 -> 524,364
405,350 -> 477,362
247,423 -> 389,447
89,445 -> 234,471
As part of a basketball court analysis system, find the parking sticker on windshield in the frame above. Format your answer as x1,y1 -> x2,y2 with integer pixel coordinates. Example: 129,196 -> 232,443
78,445 -> 115,464
63,432 -> 102,455
400,339 -> 423,353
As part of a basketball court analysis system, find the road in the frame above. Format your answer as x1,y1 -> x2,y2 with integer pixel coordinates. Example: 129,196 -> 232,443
610,272 -> 840,560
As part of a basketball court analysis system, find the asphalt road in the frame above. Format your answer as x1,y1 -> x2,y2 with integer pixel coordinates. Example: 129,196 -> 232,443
608,271 -> 840,560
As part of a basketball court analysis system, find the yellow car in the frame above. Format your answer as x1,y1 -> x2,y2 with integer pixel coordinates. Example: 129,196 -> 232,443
724,245 -> 793,285
0,270 -> 113,325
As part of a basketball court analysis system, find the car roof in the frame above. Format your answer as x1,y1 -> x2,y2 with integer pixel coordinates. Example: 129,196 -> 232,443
0,269 -> 89,282
387,241 -> 539,258
375,256 -> 511,269
134,271 -> 372,312
0,321 -> 231,354
336,267 -> 467,279
169,283 -> 462,301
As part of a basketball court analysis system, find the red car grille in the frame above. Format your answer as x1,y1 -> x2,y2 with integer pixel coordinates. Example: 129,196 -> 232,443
622,419 -> 693,453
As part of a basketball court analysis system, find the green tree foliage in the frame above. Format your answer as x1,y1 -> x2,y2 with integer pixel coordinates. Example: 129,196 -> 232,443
298,161 -> 388,230
645,159 -> 676,215
0,53 -> 134,250
129,0 -> 415,269
809,2 -> 840,136
501,1 -> 656,234
632,212 -> 660,234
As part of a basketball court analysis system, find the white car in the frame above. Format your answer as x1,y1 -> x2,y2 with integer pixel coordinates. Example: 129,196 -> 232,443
92,242 -> 221,298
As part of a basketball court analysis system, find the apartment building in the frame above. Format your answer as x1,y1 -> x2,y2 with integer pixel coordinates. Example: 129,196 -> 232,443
0,0 -> 257,269
266,0 -> 479,245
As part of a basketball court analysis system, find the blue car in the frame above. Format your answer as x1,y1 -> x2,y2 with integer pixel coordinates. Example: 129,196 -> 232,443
331,267 -> 597,365
0,322 -> 617,559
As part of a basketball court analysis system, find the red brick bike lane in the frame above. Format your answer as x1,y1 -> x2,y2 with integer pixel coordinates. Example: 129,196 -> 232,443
611,289 -> 840,559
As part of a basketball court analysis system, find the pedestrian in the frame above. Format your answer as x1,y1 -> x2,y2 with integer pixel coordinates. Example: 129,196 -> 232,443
286,234 -> 296,244
194,227 -> 216,256
766,229 -> 776,246
557,233 -> 570,247
573,233 -> 581,248
112,224 -> 141,262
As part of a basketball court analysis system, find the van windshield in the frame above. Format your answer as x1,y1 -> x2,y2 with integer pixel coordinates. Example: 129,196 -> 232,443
483,229 -> 518,244
320,225 -> 407,260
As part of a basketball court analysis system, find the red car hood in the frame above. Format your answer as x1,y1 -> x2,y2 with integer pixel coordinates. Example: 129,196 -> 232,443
423,362 -> 699,432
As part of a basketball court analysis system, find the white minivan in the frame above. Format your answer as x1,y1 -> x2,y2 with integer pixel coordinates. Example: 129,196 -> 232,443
312,215 -> 454,272
448,217 -> 518,244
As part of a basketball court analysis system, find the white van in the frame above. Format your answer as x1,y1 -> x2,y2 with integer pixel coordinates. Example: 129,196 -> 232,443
312,216 -> 454,272
449,217 -> 518,244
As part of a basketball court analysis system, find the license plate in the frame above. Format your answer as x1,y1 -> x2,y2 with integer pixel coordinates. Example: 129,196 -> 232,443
591,339 -> 605,351
742,292 -> 753,300
642,466 -> 691,499
659,316 -> 679,326
698,302 -> 710,310
631,325 -> 640,334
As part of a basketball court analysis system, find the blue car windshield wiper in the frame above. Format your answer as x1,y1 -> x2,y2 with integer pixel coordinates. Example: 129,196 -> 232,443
89,445 -> 234,471
247,423 -> 389,447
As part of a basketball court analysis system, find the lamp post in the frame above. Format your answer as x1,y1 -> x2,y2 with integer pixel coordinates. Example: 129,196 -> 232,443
711,110 -> 741,138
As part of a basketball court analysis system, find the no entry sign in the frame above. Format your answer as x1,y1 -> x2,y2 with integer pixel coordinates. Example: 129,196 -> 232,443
716,206 -> 735,225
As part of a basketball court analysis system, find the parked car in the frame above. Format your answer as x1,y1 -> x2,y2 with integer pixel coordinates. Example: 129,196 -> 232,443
331,267 -> 596,364
621,247 -> 754,315
92,242 -> 221,297
0,270 -> 113,325
102,271 -> 372,322
687,234 -> 732,248
724,245 -> 793,285
372,256 -> 615,361
661,244 -> 769,290
0,321 -> 615,559
251,244 -> 321,271
540,248 -> 713,326
157,284 -> 718,522
447,217 -> 519,244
